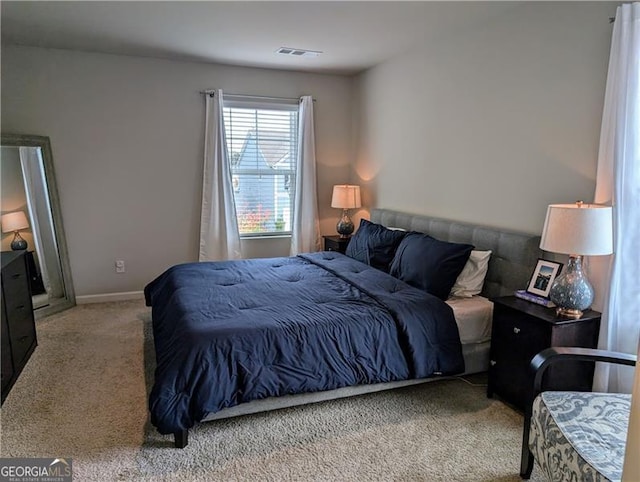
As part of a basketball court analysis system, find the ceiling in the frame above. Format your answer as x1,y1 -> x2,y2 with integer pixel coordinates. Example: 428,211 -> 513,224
0,1 -> 520,75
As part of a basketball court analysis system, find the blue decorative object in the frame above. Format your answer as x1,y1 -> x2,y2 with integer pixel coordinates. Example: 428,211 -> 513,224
549,256 -> 593,317
336,213 -> 355,238
10,232 -> 28,251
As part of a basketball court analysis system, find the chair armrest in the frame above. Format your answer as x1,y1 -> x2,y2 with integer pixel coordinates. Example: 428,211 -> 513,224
531,347 -> 637,394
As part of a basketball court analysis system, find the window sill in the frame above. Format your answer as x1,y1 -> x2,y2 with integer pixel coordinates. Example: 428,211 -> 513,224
240,235 -> 292,241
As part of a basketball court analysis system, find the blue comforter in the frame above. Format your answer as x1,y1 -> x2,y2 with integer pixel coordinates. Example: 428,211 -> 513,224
144,252 -> 464,434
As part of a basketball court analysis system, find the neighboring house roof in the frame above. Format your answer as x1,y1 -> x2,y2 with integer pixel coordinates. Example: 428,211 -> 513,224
237,130 -> 293,169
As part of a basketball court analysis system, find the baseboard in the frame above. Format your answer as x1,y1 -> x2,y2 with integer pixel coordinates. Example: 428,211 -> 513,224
76,291 -> 145,304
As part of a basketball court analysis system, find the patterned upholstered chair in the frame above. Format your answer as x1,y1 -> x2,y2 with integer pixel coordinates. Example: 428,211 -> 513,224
520,347 -> 637,481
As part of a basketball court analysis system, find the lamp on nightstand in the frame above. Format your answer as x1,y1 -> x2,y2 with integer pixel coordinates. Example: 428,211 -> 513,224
540,201 -> 613,318
331,185 -> 361,238
1,211 -> 30,251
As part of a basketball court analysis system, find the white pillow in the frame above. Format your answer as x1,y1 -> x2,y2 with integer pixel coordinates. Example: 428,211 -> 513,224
386,226 -> 406,231
450,250 -> 492,298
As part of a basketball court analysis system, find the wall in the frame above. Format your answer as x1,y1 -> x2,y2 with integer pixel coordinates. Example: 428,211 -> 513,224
352,2 -> 617,235
1,46 -> 353,296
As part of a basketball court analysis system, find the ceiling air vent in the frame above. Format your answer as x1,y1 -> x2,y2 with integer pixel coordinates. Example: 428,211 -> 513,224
276,47 -> 322,58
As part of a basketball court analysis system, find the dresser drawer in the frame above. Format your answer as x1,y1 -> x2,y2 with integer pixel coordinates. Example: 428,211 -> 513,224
2,260 -> 28,293
492,313 -> 550,365
6,292 -> 35,366
7,307 -> 35,353
4,286 -> 32,318
1,307 -> 15,393
9,331 -> 36,368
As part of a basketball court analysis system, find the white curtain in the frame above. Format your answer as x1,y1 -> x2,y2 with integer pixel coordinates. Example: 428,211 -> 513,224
290,96 -> 321,255
592,3 -> 640,394
199,89 -> 242,261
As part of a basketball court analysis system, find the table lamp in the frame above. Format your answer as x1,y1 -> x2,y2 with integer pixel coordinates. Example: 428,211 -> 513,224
539,201 -> 613,318
331,185 -> 361,238
2,211 -> 30,251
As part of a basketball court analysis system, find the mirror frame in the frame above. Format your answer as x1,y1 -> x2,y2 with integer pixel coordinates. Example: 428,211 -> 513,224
1,134 -> 76,318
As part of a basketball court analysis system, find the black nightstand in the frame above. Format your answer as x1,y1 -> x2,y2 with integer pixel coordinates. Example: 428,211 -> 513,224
323,235 -> 351,254
487,296 -> 601,412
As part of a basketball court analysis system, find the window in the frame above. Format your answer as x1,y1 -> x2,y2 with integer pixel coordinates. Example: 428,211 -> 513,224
223,98 -> 299,237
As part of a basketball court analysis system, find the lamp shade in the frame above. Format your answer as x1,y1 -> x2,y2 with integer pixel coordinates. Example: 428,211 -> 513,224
540,203 -> 613,256
1,211 -> 29,233
331,185 -> 361,209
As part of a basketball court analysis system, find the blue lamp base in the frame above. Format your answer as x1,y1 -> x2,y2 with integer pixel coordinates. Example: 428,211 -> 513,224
10,231 -> 28,251
336,209 -> 354,238
549,255 -> 593,318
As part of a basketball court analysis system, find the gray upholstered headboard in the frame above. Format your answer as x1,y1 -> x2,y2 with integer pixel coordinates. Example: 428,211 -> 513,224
371,209 -> 542,299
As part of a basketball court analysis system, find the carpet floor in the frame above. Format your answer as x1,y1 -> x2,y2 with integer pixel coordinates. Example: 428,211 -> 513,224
0,301 -> 545,481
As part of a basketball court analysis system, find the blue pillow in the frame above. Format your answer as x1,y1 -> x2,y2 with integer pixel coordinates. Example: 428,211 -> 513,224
345,219 -> 407,272
389,233 -> 474,300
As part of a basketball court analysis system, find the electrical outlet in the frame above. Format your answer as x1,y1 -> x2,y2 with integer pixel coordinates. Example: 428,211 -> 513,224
115,259 -> 125,273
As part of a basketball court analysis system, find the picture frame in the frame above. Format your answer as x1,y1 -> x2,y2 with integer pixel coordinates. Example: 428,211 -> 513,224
526,258 -> 563,298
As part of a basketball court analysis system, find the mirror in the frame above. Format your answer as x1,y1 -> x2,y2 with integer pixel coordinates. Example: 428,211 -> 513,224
1,134 -> 75,318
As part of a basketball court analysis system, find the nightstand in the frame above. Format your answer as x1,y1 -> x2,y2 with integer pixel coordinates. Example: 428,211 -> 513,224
487,296 -> 601,412
323,235 -> 351,254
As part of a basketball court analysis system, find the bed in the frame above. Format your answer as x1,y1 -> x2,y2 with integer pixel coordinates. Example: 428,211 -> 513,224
145,208 -> 541,448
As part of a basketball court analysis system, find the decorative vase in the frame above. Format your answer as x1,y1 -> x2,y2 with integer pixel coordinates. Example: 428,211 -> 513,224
10,231 -> 28,251
549,256 -> 593,318
336,210 -> 354,238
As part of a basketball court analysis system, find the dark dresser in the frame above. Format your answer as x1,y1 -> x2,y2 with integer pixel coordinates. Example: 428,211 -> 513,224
1,251 -> 37,404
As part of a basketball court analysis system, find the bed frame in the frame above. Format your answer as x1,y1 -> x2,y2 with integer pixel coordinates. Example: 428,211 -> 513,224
172,208 -> 541,448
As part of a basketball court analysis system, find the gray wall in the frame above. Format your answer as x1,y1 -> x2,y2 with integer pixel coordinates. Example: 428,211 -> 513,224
1,46 -> 354,296
352,2 -> 617,234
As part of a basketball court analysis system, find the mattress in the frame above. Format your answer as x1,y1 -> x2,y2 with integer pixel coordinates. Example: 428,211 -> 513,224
446,295 -> 493,345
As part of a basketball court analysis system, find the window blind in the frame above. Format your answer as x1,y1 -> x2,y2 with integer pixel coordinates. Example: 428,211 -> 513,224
223,100 -> 299,236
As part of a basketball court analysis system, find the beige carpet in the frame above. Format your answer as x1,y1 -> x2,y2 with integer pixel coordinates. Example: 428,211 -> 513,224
0,301 -> 544,481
